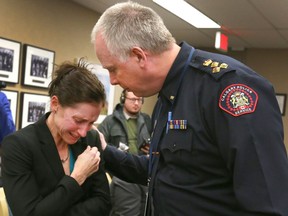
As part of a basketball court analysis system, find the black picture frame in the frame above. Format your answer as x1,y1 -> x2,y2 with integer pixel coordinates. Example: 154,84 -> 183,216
1,90 -> 18,127
0,37 -> 21,84
22,44 -> 55,88
276,93 -> 287,116
19,92 -> 50,128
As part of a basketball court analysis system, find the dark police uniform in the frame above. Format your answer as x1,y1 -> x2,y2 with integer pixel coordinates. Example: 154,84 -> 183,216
103,42 -> 288,216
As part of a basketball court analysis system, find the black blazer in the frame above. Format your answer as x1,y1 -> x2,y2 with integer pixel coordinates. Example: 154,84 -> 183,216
2,112 -> 111,216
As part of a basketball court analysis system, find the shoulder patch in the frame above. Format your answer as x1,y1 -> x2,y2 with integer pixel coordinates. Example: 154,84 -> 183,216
219,84 -> 258,117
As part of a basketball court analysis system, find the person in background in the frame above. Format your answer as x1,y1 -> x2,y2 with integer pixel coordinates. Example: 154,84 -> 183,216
91,1 -> 288,216
98,89 -> 152,216
2,59 -> 111,216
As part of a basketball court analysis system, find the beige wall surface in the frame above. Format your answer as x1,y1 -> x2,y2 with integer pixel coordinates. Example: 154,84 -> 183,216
0,0 -> 103,128
246,49 -> 288,148
0,0 -> 157,128
0,0 -> 98,64
0,0 -> 288,148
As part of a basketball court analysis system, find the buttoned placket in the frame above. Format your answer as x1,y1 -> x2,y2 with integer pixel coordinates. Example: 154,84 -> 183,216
144,47 -> 195,216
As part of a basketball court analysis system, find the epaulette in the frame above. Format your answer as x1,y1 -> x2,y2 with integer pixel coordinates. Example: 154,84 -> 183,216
190,56 -> 235,80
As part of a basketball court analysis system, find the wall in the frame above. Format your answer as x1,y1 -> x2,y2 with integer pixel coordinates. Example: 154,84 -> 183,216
0,0 -> 98,64
246,49 -> 288,148
0,0 -> 99,128
0,0 -> 158,129
0,0 -> 288,148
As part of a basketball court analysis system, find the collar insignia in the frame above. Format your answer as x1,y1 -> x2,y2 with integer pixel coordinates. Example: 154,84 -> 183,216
203,59 -> 229,73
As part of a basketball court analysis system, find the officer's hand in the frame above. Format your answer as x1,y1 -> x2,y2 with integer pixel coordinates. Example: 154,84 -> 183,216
94,128 -> 108,151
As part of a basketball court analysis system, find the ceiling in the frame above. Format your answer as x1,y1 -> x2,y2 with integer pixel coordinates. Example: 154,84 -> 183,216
72,0 -> 288,50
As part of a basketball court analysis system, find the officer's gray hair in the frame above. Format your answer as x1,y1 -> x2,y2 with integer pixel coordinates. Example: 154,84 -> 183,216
91,1 -> 175,62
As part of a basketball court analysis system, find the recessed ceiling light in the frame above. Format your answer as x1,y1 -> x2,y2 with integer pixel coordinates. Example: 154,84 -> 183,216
153,0 -> 220,28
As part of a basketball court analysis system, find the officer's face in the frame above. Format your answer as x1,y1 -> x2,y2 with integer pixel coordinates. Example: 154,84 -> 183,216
94,33 -> 150,97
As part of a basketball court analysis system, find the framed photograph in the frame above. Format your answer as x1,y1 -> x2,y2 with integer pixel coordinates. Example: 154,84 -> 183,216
0,37 -> 21,84
22,44 -> 55,88
276,93 -> 287,116
1,90 -> 18,125
20,92 -> 50,128
88,64 -> 115,124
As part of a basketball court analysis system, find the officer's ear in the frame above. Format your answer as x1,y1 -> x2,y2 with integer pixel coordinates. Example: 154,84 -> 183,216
131,47 -> 146,66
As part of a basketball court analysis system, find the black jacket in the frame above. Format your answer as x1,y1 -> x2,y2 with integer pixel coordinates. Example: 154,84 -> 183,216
2,112 -> 111,216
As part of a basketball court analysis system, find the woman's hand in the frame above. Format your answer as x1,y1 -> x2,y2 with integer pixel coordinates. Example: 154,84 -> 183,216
71,146 -> 101,185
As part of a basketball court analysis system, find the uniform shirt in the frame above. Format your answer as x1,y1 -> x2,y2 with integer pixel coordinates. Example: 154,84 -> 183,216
104,42 -> 288,216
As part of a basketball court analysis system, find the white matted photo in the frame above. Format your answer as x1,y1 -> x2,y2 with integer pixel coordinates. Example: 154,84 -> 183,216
0,37 -> 21,84
20,92 -> 50,128
88,64 -> 115,124
1,90 -> 18,125
276,93 -> 287,116
22,44 -> 55,88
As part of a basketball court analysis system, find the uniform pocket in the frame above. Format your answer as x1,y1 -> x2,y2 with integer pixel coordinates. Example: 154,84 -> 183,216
159,128 -> 196,173
161,129 -> 193,153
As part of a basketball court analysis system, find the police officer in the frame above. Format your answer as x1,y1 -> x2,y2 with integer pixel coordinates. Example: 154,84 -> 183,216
91,2 -> 288,215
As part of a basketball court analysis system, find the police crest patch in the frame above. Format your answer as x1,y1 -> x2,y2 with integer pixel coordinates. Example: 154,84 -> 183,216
219,84 -> 258,116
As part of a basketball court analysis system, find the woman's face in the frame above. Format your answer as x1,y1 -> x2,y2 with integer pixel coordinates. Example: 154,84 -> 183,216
52,101 -> 103,144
